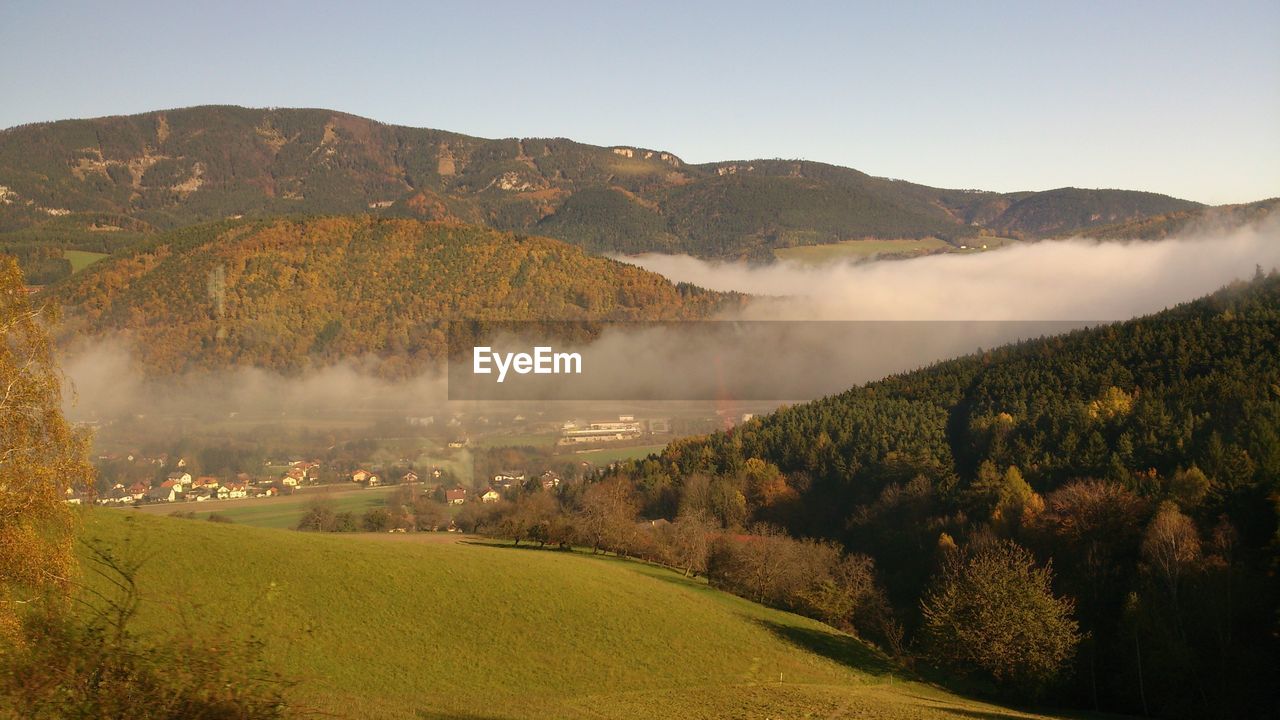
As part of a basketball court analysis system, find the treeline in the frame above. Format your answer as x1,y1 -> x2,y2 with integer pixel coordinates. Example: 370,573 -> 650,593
439,471 -> 1091,699
298,485 -> 453,533
446,477 -> 905,653
601,274 -> 1280,717
0,245 -> 69,284
0,214 -> 144,282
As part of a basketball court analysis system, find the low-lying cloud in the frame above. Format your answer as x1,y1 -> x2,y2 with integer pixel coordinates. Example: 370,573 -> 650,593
629,219 -> 1280,321
61,219 -> 1279,421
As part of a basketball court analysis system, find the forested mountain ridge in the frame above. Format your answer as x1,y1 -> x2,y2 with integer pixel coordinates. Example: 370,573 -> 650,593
49,216 -> 735,376
1,105 -> 1206,264
1074,197 -> 1279,241
616,273 -> 1280,718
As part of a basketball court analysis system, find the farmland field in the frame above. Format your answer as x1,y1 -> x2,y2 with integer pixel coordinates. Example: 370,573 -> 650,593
64,249 -> 109,273
773,237 -> 1014,265
126,484 -> 399,529
556,443 -> 669,464
471,432 -> 561,449
76,511 -> 1074,720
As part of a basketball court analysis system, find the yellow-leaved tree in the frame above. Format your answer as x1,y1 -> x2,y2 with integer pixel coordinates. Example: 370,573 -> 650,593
0,255 -> 93,639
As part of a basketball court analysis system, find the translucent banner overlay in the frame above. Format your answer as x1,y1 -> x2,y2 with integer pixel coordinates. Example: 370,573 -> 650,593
446,320 -> 1097,401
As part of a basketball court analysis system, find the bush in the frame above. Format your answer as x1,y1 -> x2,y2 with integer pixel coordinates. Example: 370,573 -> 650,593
296,500 -> 335,532
362,508 -> 392,533
0,540 -> 290,719
705,525 -> 900,650
920,538 -> 1080,695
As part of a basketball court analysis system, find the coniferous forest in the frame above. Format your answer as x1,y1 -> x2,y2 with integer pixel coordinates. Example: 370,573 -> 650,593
595,273 -> 1280,717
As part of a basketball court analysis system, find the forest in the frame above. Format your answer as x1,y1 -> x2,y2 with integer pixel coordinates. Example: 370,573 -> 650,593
458,273 -> 1280,718
48,216 -> 737,376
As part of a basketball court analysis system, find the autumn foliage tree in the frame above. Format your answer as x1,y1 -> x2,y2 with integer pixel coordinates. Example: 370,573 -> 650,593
920,537 -> 1080,695
0,256 -> 93,639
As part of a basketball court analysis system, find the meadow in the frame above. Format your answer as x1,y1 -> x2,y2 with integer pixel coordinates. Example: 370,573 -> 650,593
63,249 -> 109,272
471,432 -> 561,449
554,443 -> 668,464
75,511 -> 1077,720
128,485 -> 398,529
773,237 -> 1013,265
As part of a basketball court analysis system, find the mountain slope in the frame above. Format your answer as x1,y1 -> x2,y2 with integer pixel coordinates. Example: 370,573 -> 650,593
1,105 -> 1205,262
1075,197 -> 1280,240
641,274 -> 1280,718
51,216 -> 733,375
984,187 -> 1202,236
78,511 -> 1069,720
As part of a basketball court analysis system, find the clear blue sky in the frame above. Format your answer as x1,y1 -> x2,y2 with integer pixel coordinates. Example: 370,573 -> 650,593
2,1 -> 1277,204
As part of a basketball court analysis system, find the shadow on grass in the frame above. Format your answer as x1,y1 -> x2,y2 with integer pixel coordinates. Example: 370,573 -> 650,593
753,618 -> 895,677
457,539 -> 572,552
917,708 -> 1039,720
414,711 -> 521,720
641,567 -> 713,593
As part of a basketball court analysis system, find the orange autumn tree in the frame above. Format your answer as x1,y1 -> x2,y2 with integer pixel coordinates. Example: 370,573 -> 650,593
0,256 -> 93,639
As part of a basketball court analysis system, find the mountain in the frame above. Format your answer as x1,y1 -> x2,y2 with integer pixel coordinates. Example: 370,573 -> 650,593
0,106 -> 1205,265
626,274 -> 1280,718
983,187 -> 1204,236
1074,197 -> 1280,240
50,216 -> 734,375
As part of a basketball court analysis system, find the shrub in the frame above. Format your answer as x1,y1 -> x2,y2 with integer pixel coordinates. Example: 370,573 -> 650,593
920,538 -> 1080,695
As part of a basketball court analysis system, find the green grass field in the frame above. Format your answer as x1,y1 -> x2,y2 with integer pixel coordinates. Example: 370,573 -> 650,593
471,432 -> 561,449
129,485 -> 398,529
556,443 -> 668,464
774,237 -> 1016,265
63,249 -> 109,273
75,511 -> 1072,720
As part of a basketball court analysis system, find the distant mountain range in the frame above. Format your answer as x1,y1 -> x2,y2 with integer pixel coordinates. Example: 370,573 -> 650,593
1,105 -> 1238,262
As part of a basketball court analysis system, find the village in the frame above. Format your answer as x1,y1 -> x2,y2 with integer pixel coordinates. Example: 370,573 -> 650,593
61,409 -> 769,520
66,452 -> 566,512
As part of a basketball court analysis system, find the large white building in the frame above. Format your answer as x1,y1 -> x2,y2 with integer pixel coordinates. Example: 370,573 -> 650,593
558,419 -> 644,445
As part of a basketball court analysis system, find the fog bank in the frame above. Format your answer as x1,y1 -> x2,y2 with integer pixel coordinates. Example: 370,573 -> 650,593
62,221 -> 1279,418
628,220 -> 1280,321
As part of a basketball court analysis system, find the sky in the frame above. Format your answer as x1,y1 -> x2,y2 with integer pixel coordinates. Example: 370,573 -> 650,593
1,1 -> 1277,205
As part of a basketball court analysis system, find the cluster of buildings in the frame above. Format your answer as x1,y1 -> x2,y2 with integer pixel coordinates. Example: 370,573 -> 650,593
70,460 -> 323,506
558,417 -> 646,445
435,470 -> 561,507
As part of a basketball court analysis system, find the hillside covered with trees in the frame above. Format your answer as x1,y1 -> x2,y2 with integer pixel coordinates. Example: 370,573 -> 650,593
556,274 -> 1279,718
0,106 -> 1208,267
1076,197 -> 1279,241
50,216 -> 734,376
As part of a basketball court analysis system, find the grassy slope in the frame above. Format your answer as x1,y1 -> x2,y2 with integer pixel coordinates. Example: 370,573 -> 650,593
63,249 -> 108,272
128,485 -> 398,528
79,511 -> 1069,720
772,237 -> 1017,265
